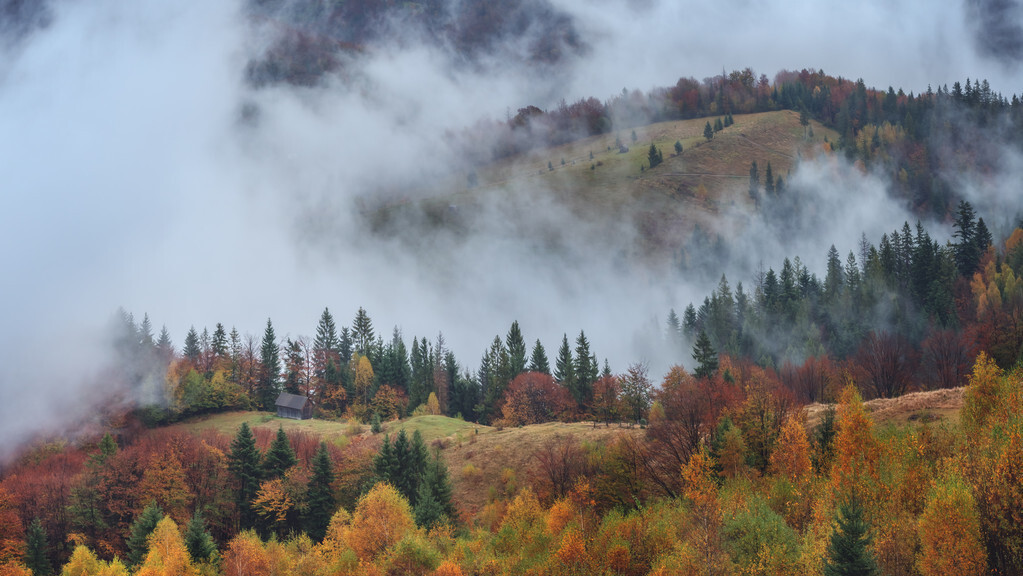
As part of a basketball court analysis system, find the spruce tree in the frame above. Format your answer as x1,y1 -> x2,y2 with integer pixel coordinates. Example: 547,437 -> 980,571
554,334 -> 575,387
228,422 -> 262,529
183,326 -> 201,367
704,121 -> 714,141
263,426 -> 297,479
674,140 -> 683,155
352,307 -> 375,358
24,517 -> 51,576
305,442 -> 336,542
529,339 -> 550,374
414,454 -> 454,529
692,330 -> 718,379
823,497 -> 879,576
572,331 -> 597,408
211,323 -> 228,363
184,511 -> 218,564
126,501 -> 163,567
259,318 -> 281,410
375,434 -> 398,481
764,162 -> 775,196
506,321 -> 527,380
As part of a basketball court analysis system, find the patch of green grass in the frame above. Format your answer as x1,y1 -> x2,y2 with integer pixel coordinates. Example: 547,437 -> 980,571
383,415 -> 490,445
170,410 -> 356,442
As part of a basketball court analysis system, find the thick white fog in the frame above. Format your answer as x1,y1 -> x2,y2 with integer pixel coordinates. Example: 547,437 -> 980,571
1,0 -> 1021,455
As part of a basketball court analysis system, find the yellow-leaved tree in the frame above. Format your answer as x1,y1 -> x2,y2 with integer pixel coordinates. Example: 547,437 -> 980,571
135,517 -> 197,576
917,474 -> 987,576
346,482 -> 413,561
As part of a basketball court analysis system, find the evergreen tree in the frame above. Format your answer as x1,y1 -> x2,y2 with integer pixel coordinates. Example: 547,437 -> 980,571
352,307 -> 375,358
692,330 -> 718,379
764,162 -> 775,196
259,318 -> 281,410
414,454 -> 454,529
554,334 -> 574,386
674,140 -> 683,155
24,517 -> 51,576
953,200 -> 979,276
648,143 -> 662,168
283,338 -> 304,395
506,321 -> 527,380
704,121 -> 714,141
263,426 -> 297,479
528,339 -> 550,374
748,161 -> 760,206
823,497 -> 879,576
375,434 -> 398,481
666,309 -> 682,350
572,331 -> 597,408
126,501 -> 163,567
183,326 -> 201,367
211,323 -> 228,363
975,217 -> 992,255
228,422 -> 262,530
156,326 -> 174,364
305,442 -> 336,542
714,117 -> 724,131
184,511 -> 218,564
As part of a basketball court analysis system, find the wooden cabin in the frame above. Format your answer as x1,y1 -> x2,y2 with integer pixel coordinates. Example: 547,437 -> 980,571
275,392 -> 313,420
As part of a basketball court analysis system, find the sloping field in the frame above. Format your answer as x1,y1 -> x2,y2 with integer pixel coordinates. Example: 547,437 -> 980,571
805,387 -> 965,428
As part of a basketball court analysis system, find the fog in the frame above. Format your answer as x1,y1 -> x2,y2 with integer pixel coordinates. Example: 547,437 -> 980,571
1,0 -> 1021,455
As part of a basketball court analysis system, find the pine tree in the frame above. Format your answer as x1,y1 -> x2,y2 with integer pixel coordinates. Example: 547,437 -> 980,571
156,326 -> 174,364
183,511 -> 218,564
572,331 -> 597,408
305,442 -> 336,542
555,334 -> 575,387
413,454 -> 454,529
259,318 -> 281,410
714,117 -> 724,131
764,162 -> 775,196
674,140 -> 683,155
704,121 -> 714,141
211,323 -> 228,364
126,501 -> 164,567
953,200 -> 979,276
506,321 -> 527,380
352,307 -> 375,358
263,427 -> 297,479
823,497 -> 879,576
692,330 -> 718,378
528,339 -> 550,374
228,423 -> 262,530
375,434 -> 398,481
24,517 -> 51,576
183,326 -> 201,367
648,143 -> 662,168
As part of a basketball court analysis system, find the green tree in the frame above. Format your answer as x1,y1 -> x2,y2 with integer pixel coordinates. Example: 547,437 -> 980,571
748,161 -> 760,206
823,497 -> 879,576
183,510 -> 218,564
528,339 -> 550,374
263,426 -> 297,479
212,323 -> 228,364
714,117 -> 724,131
353,307 -> 375,358
631,129 -> 638,143
413,454 -> 454,529
24,517 -> 51,576
764,162 -> 775,196
953,200 -> 979,276
554,334 -> 575,388
259,318 -> 281,410
648,143 -> 663,168
674,140 -> 683,155
572,331 -> 597,409
506,321 -> 527,380
228,422 -> 263,530
799,106 -> 810,138
692,330 -> 718,379
126,501 -> 163,567
305,442 -> 336,542
183,326 -> 201,367
704,121 -> 714,141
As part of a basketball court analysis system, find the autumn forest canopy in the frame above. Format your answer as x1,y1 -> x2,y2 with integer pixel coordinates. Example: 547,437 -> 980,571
5,58 -> 1023,576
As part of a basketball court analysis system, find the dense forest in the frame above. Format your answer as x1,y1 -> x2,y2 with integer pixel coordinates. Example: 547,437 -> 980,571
3,64 -> 1023,575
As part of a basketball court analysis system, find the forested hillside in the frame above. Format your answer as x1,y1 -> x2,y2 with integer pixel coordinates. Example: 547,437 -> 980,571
2,61 -> 1023,576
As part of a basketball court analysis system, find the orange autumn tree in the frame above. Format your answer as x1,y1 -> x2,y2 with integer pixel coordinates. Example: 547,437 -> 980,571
681,446 -> 730,575
135,517 -> 197,576
961,351 -> 1003,434
138,450 -> 194,526
346,482 -> 414,561
222,531 -> 270,576
917,474 -> 987,576
830,385 -> 879,504
769,413 -> 814,529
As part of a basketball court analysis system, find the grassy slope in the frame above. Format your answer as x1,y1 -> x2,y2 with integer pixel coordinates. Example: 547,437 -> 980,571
168,410 -> 639,515
805,387 -> 965,428
402,110 -> 839,261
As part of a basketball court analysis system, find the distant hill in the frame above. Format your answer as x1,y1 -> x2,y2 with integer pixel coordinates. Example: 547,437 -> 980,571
369,110 -> 839,265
